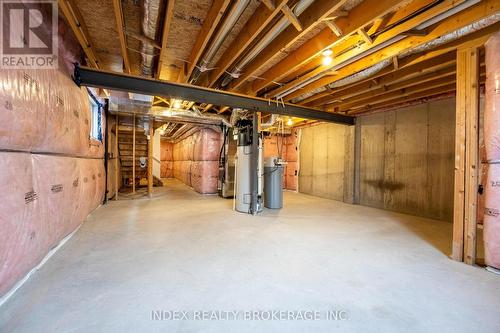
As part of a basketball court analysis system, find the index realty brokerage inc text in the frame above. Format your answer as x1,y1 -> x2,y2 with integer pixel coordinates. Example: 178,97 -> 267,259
151,310 -> 349,321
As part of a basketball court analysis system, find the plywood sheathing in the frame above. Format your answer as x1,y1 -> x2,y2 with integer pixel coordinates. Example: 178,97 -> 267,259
248,0 -> 367,84
250,0 -> 410,86
74,0 -> 140,73
159,0 -> 212,82
121,0 -> 145,76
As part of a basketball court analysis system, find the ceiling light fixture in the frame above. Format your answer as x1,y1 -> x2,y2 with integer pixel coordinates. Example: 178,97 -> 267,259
322,49 -> 333,57
287,117 -> 293,126
322,55 -> 333,66
172,99 -> 182,109
322,49 -> 333,66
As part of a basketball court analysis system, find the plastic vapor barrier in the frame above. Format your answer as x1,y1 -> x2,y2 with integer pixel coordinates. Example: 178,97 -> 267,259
263,129 -> 299,191
171,128 -> 222,193
160,140 -> 173,178
0,11 -> 106,297
484,32 -> 500,269
0,153 -> 104,296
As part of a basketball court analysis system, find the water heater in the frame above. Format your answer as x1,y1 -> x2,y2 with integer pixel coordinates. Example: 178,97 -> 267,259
233,118 -> 263,214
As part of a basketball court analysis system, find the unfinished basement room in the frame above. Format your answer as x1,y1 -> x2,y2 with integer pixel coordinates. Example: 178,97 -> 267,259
1,0 -> 500,332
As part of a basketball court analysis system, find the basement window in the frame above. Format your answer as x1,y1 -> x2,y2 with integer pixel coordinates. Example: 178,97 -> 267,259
89,92 -> 102,142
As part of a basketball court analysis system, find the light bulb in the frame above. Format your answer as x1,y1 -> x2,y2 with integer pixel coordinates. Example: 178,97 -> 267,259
322,55 -> 333,66
172,100 -> 182,109
322,49 -> 333,57
287,118 -> 293,126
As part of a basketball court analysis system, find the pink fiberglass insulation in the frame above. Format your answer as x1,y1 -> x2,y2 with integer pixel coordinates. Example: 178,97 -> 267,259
0,10 -> 106,298
160,140 -> 173,161
285,162 -> 299,191
0,154 -> 104,297
484,32 -> 500,269
263,135 -> 284,158
193,129 -> 222,161
191,161 -> 219,194
0,68 -> 104,158
263,132 -> 299,191
161,162 -> 174,178
171,128 -> 222,193
0,153 -> 42,297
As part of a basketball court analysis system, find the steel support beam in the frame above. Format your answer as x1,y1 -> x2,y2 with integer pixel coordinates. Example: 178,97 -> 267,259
74,65 -> 355,125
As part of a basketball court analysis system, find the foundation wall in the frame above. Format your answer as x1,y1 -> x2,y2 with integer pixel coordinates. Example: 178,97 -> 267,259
170,128 -> 222,194
298,123 -> 353,202
0,16 -> 105,297
297,98 -> 456,221
358,98 -> 455,221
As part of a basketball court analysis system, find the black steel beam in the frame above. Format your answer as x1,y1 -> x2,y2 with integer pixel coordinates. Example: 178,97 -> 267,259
74,65 -> 355,125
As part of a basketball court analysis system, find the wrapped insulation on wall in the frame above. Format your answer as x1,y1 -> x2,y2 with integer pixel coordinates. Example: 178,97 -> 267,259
484,32 -> 500,269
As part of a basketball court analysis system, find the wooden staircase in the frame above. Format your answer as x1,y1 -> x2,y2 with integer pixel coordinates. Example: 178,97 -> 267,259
118,128 -> 148,183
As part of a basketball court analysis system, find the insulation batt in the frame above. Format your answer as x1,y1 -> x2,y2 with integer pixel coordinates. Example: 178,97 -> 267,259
0,153 -> 104,296
0,9 -> 106,297
0,69 -> 104,158
191,161 -> 219,194
171,129 -> 222,193
263,130 -> 299,191
160,141 -> 173,178
484,32 -> 500,269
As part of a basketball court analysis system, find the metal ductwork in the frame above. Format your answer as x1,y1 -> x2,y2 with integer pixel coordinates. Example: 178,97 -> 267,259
190,0 -> 251,84
276,0 -> 483,100
108,96 -> 231,127
220,0 -> 315,87
141,0 -> 162,77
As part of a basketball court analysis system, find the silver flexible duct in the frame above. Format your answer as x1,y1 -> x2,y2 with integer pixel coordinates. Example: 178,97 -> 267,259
288,0 -> 490,103
190,0 -> 251,84
141,0 -> 162,77
220,0 -> 315,87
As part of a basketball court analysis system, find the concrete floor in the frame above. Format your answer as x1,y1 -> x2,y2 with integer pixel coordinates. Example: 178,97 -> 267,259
1,179 -> 499,332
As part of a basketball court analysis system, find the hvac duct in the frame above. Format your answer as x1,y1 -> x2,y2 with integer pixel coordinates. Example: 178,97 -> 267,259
141,0 -> 162,77
190,0 -> 251,83
107,97 -> 231,127
276,0 -> 483,100
484,31 -> 500,271
220,0 -> 315,87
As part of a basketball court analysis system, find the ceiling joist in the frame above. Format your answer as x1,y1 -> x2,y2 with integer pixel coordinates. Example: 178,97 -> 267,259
185,0 -> 232,81
249,0 -> 406,94
269,0 -> 474,100
58,0 -> 100,68
156,0 -> 176,80
228,0 -> 349,90
306,52 -> 457,107
207,0 -> 291,87
282,0 -> 498,102
112,0 -> 131,73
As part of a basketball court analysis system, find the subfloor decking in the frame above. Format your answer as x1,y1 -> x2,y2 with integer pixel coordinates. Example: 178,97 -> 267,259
1,179 -> 499,332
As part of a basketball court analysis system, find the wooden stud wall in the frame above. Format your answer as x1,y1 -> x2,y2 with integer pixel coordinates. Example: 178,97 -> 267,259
148,119 -> 154,197
452,47 -> 480,264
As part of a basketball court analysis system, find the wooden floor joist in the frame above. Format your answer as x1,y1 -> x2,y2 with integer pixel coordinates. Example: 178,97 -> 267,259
248,0 -> 430,94
304,52 -> 457,106
282,0 -> 498,102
